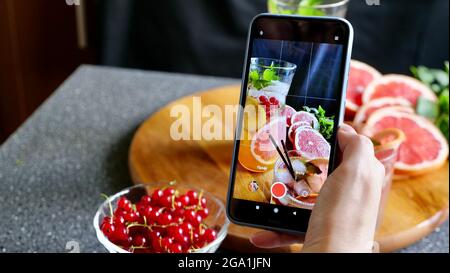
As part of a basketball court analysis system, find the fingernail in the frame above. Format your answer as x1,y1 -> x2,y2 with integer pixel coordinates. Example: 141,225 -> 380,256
340,123 -> 355,133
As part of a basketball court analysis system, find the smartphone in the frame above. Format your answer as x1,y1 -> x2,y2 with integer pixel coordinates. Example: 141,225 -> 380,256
227,14 -> 353,234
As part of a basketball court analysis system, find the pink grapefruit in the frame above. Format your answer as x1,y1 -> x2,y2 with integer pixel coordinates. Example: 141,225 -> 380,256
291,111 -> 319,130
250,118 -> 286,166
294,128 -> 331,160
363,109 -> 448,176
353,97 -> 412,128
362,74 -> 437,106
284,105 -> 297,127
288,121 -> 311,144
345,60 -> 382,120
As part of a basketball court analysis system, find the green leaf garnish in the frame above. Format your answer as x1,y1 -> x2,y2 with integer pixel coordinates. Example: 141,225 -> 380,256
416,97 -> 440,120
303,105 -> 334,141
411,61 -> 449,142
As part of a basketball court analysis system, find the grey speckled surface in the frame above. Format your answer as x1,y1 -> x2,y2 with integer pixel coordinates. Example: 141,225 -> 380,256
0,65 -> 448,253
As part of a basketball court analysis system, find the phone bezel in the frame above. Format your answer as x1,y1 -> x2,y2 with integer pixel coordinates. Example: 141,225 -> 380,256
226,13 -> 354,234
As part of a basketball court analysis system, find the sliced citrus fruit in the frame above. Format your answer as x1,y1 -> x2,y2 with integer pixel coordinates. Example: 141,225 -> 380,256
371,128 -> 406,152
283,105 -> 296,127
291,111 -> 319,130
294,127 -> 331,160
249,117 -> 286,167
353,97 -> 412,129
362,74 -> 437,106
345,60 -> 382,119
363,109 -> 448,176
288,121 -> 311,144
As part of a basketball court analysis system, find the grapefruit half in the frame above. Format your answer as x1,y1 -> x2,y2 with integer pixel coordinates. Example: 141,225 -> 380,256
345,60 -> 382,119
362,74 -> 437,105
291,111 -> 319,130
294,127 -> 331,160
353,97 -> 412,129
288,121 -> 311,144
363,109 -> 448,176
250,118 -> 286,166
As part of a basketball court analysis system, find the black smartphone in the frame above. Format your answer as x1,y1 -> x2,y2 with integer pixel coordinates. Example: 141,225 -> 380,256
227,14 -> 353,234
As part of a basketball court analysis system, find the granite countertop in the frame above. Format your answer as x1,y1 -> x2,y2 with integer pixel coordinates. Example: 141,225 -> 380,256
0,65 -> 448,253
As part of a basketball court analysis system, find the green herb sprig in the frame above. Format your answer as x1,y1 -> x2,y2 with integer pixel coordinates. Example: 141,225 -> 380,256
411,61 -> 449,141
248,62 -> 280,90
303,105 -> 334,141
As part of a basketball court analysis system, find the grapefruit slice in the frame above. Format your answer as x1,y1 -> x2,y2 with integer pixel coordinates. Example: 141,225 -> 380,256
371,128 -> 406,152
291,111 -> 319,130
284,105 -> 297,127
363,109 -> 448,176
353,97 -> 412,128
294,128 -> 331,160
288,121 -> 311,144
345,60 -> 382,119
362,74 -> 437,105
250,118 -> 286,166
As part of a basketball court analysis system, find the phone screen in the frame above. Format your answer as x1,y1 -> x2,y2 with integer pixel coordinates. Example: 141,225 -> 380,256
228,15 -> 352,232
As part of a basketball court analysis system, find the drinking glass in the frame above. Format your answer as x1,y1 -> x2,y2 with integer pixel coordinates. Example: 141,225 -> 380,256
238,58 -> 296,172
267,0 -> 350,18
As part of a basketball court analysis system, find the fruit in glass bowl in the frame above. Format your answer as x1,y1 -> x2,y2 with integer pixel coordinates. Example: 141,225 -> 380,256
93,182 -> 229,253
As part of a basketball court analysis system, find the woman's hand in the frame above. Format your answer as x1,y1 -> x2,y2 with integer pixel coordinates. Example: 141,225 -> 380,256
250,124 -> 385,252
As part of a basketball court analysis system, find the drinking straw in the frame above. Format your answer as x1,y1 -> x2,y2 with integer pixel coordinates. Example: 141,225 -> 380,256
281,140 -> 294,177
269,134 -> 296,180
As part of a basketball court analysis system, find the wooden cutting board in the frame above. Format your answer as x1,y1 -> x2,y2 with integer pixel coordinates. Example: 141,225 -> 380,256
128,85 -> 449,252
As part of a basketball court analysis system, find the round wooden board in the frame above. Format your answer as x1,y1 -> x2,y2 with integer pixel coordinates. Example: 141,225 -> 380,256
129,85 -> 449,252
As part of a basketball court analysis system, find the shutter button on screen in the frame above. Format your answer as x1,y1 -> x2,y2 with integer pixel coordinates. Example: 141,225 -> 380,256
271,182 -> 287,199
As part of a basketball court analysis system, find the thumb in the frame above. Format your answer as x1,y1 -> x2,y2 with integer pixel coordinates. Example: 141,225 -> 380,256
337,123 -> 358,152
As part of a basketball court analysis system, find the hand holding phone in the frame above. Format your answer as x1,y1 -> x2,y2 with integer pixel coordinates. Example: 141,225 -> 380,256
227,14 -> 354,234
250,124 -> 385,252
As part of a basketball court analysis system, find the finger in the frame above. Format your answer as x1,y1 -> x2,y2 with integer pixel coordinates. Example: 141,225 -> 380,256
337,123 -> 358,152
250,231 -> 305,248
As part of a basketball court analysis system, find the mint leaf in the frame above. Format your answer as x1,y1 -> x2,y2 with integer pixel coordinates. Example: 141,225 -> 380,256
263,68 -> 276,81
436,114 -> 449,141
303,105 -> 334,141
249,70 -> 259,81
416,96 -> 439,120
298,0 -> 325,16
439,89 -> 449,114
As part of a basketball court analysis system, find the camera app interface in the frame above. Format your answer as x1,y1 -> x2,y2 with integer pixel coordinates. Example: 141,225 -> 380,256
234,38 -> 344,210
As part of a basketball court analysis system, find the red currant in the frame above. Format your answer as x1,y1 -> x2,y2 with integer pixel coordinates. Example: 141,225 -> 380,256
132,235 -> 147,247
160,237 -> 173,252
113,225 -> 129,242
197,208 -> 209,218
157,213 -> 173,225
177,195 -> 190,207
151,189 -> 164,205
186,190 -> 198,205
124,211 -> 140,223
203,228 -> 217,243
199,197 -> 207,208
168,243 -> 183,253
159,195 -> 172,208
101,220 -> 115,238
139,195 -> 152,206
269,97 -> 276,104
117,197 -> 133,212
151,236 -> 163,252
180,222 -> 193,235
163,187 -> 175,196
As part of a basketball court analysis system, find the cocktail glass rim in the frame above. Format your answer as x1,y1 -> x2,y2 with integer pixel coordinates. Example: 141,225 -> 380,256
271,0 -> 349,9
250,57 -> 297,72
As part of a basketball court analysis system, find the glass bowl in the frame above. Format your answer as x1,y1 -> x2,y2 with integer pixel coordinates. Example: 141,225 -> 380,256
93,182 -> 229,253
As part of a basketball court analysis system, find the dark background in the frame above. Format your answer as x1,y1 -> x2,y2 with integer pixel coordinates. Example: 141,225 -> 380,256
1,0 -> 448,143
